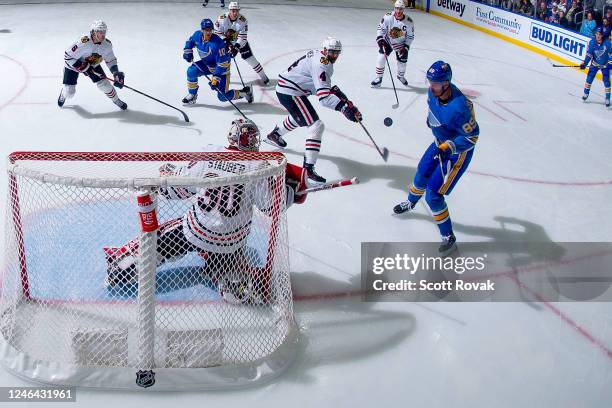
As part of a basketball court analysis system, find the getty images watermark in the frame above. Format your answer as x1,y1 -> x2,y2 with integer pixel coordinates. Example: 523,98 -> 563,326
360,242 -> 612,302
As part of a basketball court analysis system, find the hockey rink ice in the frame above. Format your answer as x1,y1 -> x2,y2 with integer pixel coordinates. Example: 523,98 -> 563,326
0,0 -> 611,406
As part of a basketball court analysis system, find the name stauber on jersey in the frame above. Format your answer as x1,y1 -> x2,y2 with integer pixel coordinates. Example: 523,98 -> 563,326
372,279 -> 495,292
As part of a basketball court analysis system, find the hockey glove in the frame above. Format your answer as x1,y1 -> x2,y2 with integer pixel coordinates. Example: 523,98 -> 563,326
183,49 -> 194,63
229,44 -> 239,58
377,37 -> 391,55
341,104 -> 362,123
579,62 -> 586,70
437,143 -> 452,160
397,47 -> 408,63
159,163 -> 177,176
84,66 -> 102,81
209,76 -> 220,90
113,71 -> 125,88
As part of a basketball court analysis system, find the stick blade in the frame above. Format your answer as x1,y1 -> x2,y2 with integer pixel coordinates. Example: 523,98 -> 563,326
392,103 -> 400,109
381,147 -> 390,162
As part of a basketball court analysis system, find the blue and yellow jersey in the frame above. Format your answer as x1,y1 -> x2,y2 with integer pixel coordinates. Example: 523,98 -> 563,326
184,32 -> 231,77
427,84 -> 479,155
584,38 -> 612,67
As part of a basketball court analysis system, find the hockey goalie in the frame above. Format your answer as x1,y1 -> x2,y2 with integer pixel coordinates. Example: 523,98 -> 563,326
103,119 -> 307,304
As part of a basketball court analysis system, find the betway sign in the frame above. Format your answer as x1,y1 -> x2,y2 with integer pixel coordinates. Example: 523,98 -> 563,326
437,0 -> 466,17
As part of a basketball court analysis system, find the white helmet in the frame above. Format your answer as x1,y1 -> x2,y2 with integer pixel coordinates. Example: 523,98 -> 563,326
228,1 -> 240,10
90,20 -> 107,33
228,119 -> 260,151
394,0 -> 406,8
322,36 -> 342,53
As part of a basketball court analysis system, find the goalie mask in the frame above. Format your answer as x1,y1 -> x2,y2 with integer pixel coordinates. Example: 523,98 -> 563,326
228,119 -> 261,151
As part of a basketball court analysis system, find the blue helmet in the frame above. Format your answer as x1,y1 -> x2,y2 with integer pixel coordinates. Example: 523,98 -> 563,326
200,18 -> 214,30
426,60 -> 452,83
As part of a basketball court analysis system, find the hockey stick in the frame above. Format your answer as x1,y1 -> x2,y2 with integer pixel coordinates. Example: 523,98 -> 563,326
385,54 -> 400,109
202,73 -> 250,120
546,58 -> 581,68
232,57 -> 246,88
296,177 -> 359,195
105,77 -> 190,123
359,121 -> 389,162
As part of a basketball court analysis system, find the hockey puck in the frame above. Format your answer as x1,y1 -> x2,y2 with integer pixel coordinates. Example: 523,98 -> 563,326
384,117 -> 393,127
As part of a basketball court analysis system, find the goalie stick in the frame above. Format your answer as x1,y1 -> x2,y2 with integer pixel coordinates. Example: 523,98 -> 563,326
105,76 -> 190,123
297,177 -> 359,195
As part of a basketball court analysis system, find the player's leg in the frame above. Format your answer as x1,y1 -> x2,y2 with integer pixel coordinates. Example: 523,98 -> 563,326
182,61 -> 207,104
602,66 -> 610,107
396,47 -> 409,86
393,143 -> 441,214
371,46 -> 391,87
424,151 -> 473,255
88,65 -> 127,110
213,72 -> 253,103
265,92 -> 307,148
239,42 -> 269,84
104,218 -> 195,287
58,68 -> 78,107
582,66 -> 598,101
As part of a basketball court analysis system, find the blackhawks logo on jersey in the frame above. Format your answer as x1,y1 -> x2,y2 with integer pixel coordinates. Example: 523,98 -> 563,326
389,27 -> 403,39
226,29 -> 238,42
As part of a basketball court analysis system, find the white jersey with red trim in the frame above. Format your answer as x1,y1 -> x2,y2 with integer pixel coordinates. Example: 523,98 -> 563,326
276,49 -> 343,110
214,13 -> 248,48
63,33 -> 118,72
376,12 -> 415,51
161,145 -> 274,254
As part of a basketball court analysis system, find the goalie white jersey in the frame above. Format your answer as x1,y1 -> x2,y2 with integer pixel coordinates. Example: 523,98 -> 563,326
63,34 -> 117,72
214,13 -> 248,48
377,12 -> 415,51
161,145 -> 273,254
276,49 -> 343,110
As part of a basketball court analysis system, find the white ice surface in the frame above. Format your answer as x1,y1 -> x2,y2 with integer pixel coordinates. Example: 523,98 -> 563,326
0,1 -> 611,407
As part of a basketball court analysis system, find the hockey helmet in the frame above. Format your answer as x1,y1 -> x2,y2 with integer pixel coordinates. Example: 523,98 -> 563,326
426,60 -> 452,83
323,36 -> 342,53
228,1 -> 240,10
90,20 -> 107,33
200,18 -> 214,31
228,119 -> 260,151
394,0 -> 406,8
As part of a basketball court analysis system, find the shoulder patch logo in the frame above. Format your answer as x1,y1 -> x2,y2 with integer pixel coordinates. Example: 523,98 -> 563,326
320,56 -> 329,65
81,36 -> 90,43
239,15 -> 246,22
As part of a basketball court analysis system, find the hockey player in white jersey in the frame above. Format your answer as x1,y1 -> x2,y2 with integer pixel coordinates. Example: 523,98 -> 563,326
103,119 -> 308,303
264,37 -> 362,184
214,2 -> 269,84
371,0 -> 414,87
58,20 -> 127,109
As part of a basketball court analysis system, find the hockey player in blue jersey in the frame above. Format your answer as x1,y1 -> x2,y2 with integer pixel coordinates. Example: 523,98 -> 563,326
580,27 -> 611,108
182,18 -> 253,105
393,61 -> 479,255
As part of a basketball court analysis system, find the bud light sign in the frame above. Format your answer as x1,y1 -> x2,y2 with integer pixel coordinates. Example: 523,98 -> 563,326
529,22 -> 588,61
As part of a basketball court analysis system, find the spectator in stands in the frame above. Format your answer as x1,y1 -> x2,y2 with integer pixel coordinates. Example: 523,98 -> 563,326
583,0 -> 596,13
580,10 -> 597,36
551,3 -> 561,21
602,16 -> 612,38
537,1 -> 551,20
566,0 -> 583,28
519,0 -> 535,15
559,9 -> 571,25
500,0 -> 513,10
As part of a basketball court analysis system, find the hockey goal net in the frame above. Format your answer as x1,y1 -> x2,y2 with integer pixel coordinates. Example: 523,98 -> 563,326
0,151 -> 296,390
